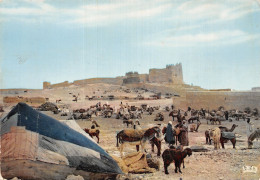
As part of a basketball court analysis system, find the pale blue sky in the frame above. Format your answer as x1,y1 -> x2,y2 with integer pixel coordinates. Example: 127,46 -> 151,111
1,0 -> 260,90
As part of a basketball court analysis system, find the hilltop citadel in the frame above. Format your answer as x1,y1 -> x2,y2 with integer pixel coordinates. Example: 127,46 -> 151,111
43,63 -> 184,89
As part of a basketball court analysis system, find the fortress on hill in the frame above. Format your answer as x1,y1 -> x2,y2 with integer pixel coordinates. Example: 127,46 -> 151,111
42,63 -> 260,111
43,63 -> 184,89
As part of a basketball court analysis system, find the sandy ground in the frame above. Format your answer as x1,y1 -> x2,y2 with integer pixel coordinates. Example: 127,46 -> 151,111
74,109 -> 260,180
1,86 -> 260,180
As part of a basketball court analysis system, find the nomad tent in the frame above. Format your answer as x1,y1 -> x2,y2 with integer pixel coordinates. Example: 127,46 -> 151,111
0,103 -> 122,180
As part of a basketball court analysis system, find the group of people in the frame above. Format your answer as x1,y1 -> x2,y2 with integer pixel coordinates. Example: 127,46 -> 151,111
165,119 -> 189,146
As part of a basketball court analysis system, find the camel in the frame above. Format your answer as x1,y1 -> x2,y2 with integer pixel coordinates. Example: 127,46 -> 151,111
123,119 -> 140,128
103,110 -> 113,118
216,110 -> 225,117
248,129 -> 260,149
209,117 -> 221,125
116,126 -> 161,157
169,110 -> 178,121
177,112 -> 186,123
220,132 -> 236,149
83,128 -> 100,143
129,111 -> 142,119
123,119 -> 134,127
91,120 -> 100,128
187,116 -> 200,124
219,124 -> 238,132
205,113 -> 212,124
147,107 -> 154,115
209,127 -> 221,149
190,122 -> 201,132
154,112 -> 164,121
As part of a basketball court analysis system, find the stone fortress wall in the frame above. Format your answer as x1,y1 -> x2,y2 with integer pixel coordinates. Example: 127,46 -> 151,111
43,63 -> 184,89
173,91 -> 260,111
42,63 -> 260,110
149,63 -> 183,84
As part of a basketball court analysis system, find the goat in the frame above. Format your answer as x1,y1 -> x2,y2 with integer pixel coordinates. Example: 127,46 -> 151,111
162,147 -> 192,174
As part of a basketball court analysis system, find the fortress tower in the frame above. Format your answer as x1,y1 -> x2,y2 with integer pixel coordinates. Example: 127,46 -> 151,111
43,81 -> 51,89
148,63 -> 183,84
123,72 -> 140,84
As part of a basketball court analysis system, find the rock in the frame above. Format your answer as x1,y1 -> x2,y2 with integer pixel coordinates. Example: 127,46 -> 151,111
146,154 -> 160,170
38,102 -> 59,113
190,146 -> 209,152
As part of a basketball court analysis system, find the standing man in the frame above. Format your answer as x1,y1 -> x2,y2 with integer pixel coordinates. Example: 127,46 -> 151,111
246,118 -> 254,139
177,121 -> 189,146
165,121 -> 175,146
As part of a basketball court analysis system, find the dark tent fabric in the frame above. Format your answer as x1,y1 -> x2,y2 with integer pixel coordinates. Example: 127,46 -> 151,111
1,102 -> 122,175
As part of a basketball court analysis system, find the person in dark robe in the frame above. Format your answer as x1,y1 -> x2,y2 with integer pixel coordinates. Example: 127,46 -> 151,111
165,121 -> 175,145
176,121 -> 189,146
224,111 -> 229,120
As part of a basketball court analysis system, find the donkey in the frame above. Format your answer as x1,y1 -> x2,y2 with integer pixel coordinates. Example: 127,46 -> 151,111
248,129 -> 260,149
116,126 -> 161,157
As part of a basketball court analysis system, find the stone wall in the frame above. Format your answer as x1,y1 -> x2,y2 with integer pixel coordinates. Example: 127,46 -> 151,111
149,69 -> 171,83
148,64 -> 183,84
183,91 -> 260,110
138,74 -> 149,83
73,77 -> 123,86
43,81 -> 70,89
3,96 -> 46,104
43,77 -> 123,89
252,87 -> 260,91
43,82 -> 51,89
42,63 -> 184,89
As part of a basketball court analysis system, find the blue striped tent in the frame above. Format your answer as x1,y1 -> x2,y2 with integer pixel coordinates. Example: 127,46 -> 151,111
1,103 -> 122,180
